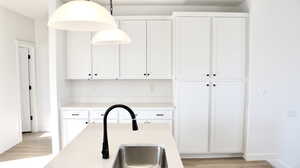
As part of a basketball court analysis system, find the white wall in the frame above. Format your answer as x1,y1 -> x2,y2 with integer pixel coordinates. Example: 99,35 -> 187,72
67,80 -> 172,104
35,18 -> 51,132
0,6 -> 35,153
243,0 -> 300,167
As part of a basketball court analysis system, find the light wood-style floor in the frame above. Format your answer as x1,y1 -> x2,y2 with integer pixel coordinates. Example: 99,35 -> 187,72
0,133 -> 273,168
183,158 -> 273,168
0,132 -> 52,162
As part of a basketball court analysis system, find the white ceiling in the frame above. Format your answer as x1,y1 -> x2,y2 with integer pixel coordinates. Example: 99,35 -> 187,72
0,0 -> 243,19
0,0 -> 48,19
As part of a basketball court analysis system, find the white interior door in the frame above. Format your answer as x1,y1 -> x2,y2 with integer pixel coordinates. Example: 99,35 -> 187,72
92,32 -> 119,79
19,47 -> 32,132
147,20 -> 172,79
175,17 -> 211,82
210,82 -> 244,153
67,31 -> 92,79
177,82 -> 210,154
119,21 -> 147,79
213,17 -> 246,82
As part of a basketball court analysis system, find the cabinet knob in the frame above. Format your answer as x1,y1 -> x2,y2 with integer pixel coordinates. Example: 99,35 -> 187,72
206,84 -> 210,87
144,73 -> 147,76
88,74 -> 92,76
94,73 -> 98,76
85,122 -> 89,124
213,74 -> 216,77
206,74 -> 210,77
213,84 -> 216,87
147,73 -> 150,76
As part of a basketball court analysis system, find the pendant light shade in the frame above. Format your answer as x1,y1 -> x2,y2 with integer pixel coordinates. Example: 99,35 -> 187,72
92,29 -> 131,45
48,0 -> 117,31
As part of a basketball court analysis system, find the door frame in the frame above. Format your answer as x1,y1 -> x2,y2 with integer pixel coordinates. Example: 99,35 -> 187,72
15,40 -> 38,138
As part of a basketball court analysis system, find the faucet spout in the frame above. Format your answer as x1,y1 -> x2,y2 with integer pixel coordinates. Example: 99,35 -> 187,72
101,104 -> 138,159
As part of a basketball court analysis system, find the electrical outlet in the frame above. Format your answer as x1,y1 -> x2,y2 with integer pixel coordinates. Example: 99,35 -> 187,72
287,110 -> 297,118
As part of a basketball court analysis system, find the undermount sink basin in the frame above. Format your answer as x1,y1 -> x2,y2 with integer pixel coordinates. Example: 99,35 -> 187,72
112,145 -> 168,168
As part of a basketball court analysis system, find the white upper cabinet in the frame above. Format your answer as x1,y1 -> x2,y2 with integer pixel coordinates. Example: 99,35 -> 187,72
147,20 -> 172,79
210,82 -> 244,153
213,18 -> 247,82
92,34 -> 119,79
119,20 -> 147,79
177,82 -> 210,154
67,32 -> 92,79
175,17 -> 211,82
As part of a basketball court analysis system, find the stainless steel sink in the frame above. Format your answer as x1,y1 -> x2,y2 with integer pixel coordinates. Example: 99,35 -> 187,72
112,145 -> 168,168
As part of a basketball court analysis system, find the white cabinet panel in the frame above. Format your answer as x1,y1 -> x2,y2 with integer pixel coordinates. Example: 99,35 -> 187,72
120,21 -> 147,79
63,119 -> 88,147
92,35 -> 119,79
175,17 -> 211,82
147,21 -> 172,79
67,32 -> 92,79
213,18 -> 246,82
210,82 -> 244,153
177,82 -> 210,154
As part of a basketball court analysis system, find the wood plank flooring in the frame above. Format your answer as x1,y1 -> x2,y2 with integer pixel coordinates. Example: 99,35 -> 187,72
183,158 -> 273,168
0,132 -> 52,162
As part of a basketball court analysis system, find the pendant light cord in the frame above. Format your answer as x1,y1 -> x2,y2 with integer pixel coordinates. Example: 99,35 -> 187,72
110,0 -> 113,15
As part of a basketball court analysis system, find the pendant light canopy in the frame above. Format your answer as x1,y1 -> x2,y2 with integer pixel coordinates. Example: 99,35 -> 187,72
92,29 -> 131,45
48,0 -> 117,31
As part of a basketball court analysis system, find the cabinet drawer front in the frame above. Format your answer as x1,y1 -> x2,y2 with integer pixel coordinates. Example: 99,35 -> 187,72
90,110 -> 118,120
63,110 -> 89,119
119,110 -> 172,120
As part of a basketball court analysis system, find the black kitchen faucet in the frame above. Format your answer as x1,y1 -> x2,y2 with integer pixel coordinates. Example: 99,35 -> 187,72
101,104 -> 138,159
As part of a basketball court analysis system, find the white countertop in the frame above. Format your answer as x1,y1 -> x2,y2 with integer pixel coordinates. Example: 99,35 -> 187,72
45,123 -> 183,168
61,103 -> 175,110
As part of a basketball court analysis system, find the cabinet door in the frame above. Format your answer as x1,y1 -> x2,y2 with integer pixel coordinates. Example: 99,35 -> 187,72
92,33 -> 119,79
213,18 -> 246,82
175,17 -> 211,82
119,21 -> 147,79
210,82 -> 244,153
177,82 -> 210,154
67,32 -> 92,79
63,119 -> 88,147
147,20 -> 172,79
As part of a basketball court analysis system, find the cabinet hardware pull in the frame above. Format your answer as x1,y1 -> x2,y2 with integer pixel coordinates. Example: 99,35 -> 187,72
85,122 -> 88,124
213,84 -> 216,87
206,84 -> 210,87
156,114 -> 164,116
88,74 -> 92,76
71,114 -> 80,116
94,73 -> 98,76
144,73 -> 147,76
213,74 -> 216,77
206,74 -> 210,77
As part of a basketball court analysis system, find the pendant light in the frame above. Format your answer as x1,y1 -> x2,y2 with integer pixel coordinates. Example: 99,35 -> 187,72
92,0 -> 131,45
48,0 -> 117,31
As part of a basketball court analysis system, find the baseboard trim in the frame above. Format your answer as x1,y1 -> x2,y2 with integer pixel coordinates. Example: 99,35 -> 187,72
181,153 -> 243,159
273,160 -> 292,168
243,153 -> 288,168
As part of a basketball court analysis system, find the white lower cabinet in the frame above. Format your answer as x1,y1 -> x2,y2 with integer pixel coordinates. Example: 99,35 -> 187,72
210,82 -> 244,153
177,82 -> 210,154
61,108 -> 173,147
176,82 -> 245,155
63,119 -> 89,147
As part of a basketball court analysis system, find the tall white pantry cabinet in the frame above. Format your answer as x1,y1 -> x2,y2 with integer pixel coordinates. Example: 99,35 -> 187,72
174,12 -> 248,156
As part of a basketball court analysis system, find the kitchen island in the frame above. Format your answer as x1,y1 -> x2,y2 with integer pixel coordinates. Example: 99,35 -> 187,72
45,123 -> 183,168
